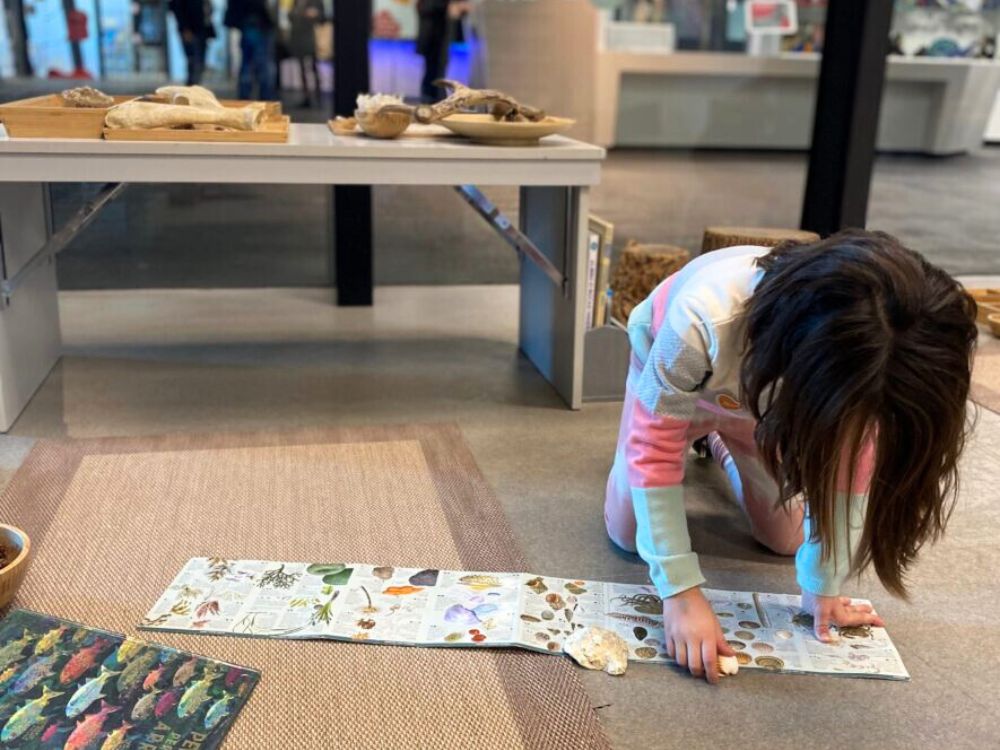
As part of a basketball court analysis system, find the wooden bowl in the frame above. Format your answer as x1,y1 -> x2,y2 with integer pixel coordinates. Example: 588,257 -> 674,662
987,313 -> 1000,338
0,525 -> 31,610
355,107 -> 412,139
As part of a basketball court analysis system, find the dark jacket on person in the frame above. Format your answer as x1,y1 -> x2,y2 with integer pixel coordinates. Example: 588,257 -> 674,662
224,0 -> 275,30
170,0 -> 216,37
288,0 -> 325,58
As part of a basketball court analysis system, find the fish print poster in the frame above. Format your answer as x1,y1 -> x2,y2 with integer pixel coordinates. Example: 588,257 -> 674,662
141,558 -> 909,680
0,609 -> 258,749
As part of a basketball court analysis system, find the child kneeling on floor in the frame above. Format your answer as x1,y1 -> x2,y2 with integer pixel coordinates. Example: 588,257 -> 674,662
605,229 -> 977,683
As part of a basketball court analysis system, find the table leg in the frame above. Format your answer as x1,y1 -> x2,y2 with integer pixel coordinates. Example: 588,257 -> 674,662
518,186 -> 589,409
0,183 -> 62,432
333,185 -> 373,306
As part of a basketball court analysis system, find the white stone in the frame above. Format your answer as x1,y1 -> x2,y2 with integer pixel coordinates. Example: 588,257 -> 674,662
563,626 -> 629,676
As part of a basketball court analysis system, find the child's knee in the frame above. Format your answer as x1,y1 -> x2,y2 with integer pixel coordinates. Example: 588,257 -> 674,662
605,511 -> 638,553
604,471 -> 637,553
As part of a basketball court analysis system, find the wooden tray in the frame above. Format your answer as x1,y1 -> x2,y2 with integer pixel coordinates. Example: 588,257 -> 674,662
0,94 -> 136,139
966,289 -> 1000,323
103,114 -> 290,143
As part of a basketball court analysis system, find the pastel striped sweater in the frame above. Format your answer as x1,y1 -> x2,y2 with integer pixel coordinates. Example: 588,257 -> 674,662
627,246 -> 874,599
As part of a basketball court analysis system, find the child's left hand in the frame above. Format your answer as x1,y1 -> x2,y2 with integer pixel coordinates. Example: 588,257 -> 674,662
800,590 -> 885,643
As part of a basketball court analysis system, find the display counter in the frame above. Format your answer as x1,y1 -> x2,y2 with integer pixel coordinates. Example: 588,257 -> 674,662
596,51 -> 1000,155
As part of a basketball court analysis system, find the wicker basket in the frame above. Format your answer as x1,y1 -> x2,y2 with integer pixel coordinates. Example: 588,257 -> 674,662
0,525 -> 31,610
609,240 -> 691,324
702,226 -> 820,253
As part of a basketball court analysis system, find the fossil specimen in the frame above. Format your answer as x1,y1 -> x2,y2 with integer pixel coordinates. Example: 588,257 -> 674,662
411,80 -> 545,124
61,87 -> 114,108
563,626 -> 628,676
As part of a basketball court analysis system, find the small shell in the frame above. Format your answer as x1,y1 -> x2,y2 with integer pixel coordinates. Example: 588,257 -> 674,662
754,655 -> 785,670
734,630 -> 755,641
717,654 -> 740,676
738,621 -> 761,629
634,646 -> 657,659
726,640 -> 747,651
752,642 -> 774,654
735,652 -> 752,665
774,629 -> 793,640
443,632 -> 463,643
541,611 -> 555,621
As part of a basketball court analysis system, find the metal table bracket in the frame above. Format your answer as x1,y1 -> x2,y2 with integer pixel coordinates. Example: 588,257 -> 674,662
454,184 -> 567,294
1,182 -> 126,308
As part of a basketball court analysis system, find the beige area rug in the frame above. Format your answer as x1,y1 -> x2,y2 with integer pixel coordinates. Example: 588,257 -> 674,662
972,332 -> 1000,413
0,424 -> 610,750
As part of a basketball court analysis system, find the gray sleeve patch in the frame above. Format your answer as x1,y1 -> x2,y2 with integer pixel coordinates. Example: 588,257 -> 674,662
635,322 -> 711,418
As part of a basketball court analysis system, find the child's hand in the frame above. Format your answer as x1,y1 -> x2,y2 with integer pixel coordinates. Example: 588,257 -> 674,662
662,586 -> 734,684
801,590 -> 885,643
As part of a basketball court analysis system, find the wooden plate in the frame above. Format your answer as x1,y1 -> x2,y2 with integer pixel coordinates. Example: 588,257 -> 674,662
438,114 -> 575,145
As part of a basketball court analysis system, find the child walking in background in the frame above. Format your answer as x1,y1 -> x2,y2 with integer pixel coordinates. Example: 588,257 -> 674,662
605,230 -> 977,684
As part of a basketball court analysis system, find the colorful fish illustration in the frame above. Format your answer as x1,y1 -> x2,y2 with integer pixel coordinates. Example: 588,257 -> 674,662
66,666 -> 120,718
154,688 -> 181,719
114,638 -> 144,665
130,688 -> 161,721
0,630 -> 34,668
224,666 -> 243,689
0,660 -> 26,690
0,684 -> 63,742
65,700 -> 119,750
172,656 -> 199,687
40,722 -> 72,750
178,675 -> 215,718
99,721 -> 132,750
12,654 -> 58,694
116,648 -> 159,694
59,639 -> 109,685
40,722 -> 62,742
142,664 -> 165,691
34,626 -> 68,656
204,695 -> 233,730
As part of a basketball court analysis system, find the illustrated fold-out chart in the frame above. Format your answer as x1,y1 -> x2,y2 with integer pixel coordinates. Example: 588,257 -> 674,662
141,558 -> 909,680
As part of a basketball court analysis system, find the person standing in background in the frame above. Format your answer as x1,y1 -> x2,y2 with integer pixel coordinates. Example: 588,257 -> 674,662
170,0 -> 216,85
225,0 -> 277,100
288,0 -> 325,107
416,0 -> 471,103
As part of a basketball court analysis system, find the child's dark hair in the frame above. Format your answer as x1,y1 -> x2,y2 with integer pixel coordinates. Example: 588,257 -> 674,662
740,229 -> 978,597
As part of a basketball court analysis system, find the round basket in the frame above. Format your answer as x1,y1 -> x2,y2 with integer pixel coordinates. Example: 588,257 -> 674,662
0,525 -> 31,610
355,107 -> 412,139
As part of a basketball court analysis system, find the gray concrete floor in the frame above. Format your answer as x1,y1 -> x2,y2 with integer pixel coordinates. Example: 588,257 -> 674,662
2,285 -> 998,749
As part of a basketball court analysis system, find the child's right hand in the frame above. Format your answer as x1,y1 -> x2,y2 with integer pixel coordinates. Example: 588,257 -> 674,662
662,586 -> 735,684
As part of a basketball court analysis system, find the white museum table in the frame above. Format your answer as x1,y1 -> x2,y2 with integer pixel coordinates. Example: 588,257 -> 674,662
0,124 -> 606,429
